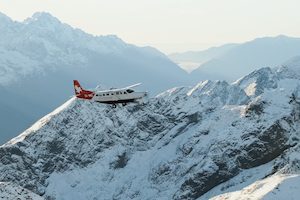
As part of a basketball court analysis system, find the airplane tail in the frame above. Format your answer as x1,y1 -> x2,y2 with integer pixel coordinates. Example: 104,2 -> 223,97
73,80 -> 95,99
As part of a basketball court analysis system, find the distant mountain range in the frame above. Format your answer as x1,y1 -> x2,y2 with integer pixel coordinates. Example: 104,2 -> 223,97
169,43 -> 238,72
0,12 -> 189,144
169,35 -> 300,81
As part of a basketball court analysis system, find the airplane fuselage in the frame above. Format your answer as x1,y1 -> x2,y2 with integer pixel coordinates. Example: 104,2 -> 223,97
93,89 -> 147,104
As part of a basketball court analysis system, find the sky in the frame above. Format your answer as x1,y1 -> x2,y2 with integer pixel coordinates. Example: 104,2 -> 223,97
1,0 -> 300,54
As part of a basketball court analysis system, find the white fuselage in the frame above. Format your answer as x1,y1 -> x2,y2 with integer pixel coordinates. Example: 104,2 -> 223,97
92,89 -> 147,104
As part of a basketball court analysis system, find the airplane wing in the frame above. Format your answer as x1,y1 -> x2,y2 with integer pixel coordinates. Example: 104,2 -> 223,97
97,83 -> 142,92
124,83 -> 142,89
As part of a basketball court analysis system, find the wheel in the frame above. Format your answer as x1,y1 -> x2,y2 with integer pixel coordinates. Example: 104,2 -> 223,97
122,103 -> 127,106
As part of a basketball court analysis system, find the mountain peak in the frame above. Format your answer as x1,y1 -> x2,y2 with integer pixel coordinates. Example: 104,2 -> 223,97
32,12 -> 55,19
275,34 -> 289,39
24,12 -> 61,25
249,35 -> 299,44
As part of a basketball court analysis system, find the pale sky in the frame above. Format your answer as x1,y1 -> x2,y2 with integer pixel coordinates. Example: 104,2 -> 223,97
1,0 -> 300,54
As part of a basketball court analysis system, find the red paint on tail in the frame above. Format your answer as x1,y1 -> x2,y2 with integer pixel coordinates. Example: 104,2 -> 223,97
73,80 -> 95,100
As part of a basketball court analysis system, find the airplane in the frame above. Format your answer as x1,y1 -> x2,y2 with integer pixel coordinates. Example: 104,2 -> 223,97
73,80 -> 147,108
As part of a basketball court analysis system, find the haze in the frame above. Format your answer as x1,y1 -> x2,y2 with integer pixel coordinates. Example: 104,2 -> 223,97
1,0 -> 300,53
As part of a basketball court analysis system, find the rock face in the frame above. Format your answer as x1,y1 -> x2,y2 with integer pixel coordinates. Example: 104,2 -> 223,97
0,182 -> 44,200
0,62 -> 300,200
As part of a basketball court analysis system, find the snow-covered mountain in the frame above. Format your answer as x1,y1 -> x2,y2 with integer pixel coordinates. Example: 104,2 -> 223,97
170,35 -> 300,81
0,58 -> 299,199
0,12 -> 189,144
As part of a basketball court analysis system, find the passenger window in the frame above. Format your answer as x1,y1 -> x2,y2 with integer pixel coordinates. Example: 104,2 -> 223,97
116,92 -> 119,95
107,93 -> 109,96
127,89 -> 134,93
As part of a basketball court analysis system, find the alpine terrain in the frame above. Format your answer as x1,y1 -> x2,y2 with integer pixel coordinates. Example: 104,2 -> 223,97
0,12 -> 188,144
1,58 -> 300,199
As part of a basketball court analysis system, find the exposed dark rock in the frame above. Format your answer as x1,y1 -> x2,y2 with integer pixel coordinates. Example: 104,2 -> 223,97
176,159 -> 239,200
245,101 -> 266,116
186,112 -> 200,124
47,139 -> 65,154
237,120 -> 290,169
110,152 -> 129,169
150,163 -> 172,184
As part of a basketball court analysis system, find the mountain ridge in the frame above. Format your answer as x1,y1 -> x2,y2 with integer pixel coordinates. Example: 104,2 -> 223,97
170,35 -> 300,81
1,59 -> 300,199
0,11 -> 189,144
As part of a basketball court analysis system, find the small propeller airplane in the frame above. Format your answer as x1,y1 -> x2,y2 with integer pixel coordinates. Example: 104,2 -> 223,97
73,80 -> 147,108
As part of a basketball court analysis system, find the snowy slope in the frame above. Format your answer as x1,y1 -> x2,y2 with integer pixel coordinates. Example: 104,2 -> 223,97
211,174 -> 300,200
0,11 -> 188,145
0,182 -> 44,200
0,61 -> 300,199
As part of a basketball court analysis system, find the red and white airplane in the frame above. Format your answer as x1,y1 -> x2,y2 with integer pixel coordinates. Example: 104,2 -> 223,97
73,80 -> 147,107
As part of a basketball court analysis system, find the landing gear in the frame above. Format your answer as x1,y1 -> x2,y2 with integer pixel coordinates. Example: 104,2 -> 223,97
110,103 -> 127,108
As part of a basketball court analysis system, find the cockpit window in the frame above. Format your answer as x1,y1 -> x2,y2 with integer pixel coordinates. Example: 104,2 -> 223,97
126,89 -> 134,93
